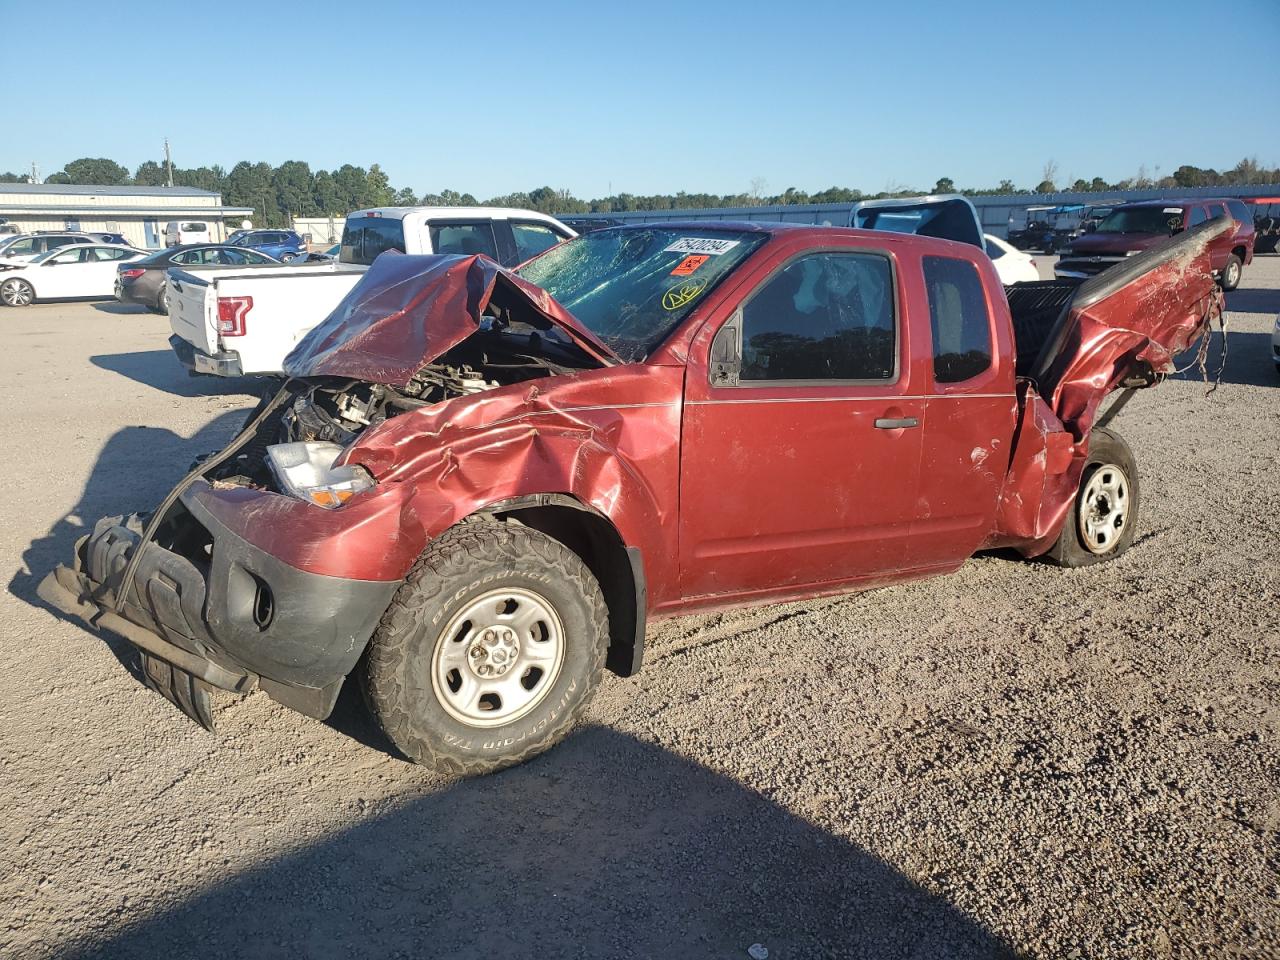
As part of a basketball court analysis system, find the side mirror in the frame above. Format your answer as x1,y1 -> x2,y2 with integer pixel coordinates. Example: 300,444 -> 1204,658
709,318 -> 741,387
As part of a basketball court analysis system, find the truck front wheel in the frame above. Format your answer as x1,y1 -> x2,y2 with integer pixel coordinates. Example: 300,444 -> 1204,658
1046,427 -> 1140,567
362,519 -> 609,775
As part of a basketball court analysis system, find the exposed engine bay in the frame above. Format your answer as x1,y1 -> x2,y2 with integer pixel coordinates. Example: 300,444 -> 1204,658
205,322 -> 594,492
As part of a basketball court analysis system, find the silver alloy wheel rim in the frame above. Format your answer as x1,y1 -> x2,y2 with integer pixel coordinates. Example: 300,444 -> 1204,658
1079,462 -> 1129,554
1,280 -> 31,306
1226,260 -> 1240,286
430,587 -> 565,727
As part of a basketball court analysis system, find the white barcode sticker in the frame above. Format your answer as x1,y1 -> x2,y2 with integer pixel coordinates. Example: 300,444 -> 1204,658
663,237 -> 741,256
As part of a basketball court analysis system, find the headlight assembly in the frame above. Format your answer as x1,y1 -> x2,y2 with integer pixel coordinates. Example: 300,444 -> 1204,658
266,441 -> 375,508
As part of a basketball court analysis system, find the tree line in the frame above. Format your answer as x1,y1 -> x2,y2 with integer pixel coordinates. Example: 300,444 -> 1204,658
1,155 -> 1276,224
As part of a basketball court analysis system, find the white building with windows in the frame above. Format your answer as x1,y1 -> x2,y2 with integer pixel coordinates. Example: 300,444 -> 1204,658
0,183 -> 254,249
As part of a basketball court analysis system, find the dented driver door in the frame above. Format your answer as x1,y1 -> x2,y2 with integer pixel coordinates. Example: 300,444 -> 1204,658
677,246 -> 925,601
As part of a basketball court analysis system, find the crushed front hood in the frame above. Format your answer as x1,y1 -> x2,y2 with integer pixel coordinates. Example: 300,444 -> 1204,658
283,252 -> 619,387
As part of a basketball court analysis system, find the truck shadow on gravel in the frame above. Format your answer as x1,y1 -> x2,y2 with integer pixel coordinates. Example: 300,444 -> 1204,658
1173,331 -> 1276,388
61,725 -> 1015,960
1223,286 -> 1280,315
10,410 -> 258,682
90,349 -> 274,397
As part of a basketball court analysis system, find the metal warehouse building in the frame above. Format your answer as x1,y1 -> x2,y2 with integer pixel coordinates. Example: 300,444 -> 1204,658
0,183 -> 254,249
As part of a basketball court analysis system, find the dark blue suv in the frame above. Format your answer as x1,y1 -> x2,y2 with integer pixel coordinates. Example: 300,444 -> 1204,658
227,229 -> 306,261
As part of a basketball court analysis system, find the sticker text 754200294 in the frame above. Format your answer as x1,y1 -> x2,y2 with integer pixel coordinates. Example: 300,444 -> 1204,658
663,237 -> 741,256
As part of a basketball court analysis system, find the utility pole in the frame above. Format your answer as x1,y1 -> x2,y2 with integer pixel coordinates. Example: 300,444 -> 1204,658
164,138 -> 174,188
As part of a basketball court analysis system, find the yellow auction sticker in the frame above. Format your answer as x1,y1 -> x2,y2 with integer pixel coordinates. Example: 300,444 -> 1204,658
662,276 -> 708,311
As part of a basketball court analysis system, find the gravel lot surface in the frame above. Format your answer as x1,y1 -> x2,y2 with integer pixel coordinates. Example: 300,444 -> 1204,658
1,258 -> 1277,959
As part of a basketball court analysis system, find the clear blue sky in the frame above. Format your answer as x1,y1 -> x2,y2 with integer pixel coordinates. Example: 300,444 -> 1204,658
6,0 -> 1279,199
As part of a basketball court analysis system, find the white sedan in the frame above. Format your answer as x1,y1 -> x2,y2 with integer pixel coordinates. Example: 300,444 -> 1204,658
0,244 -> 146,307
985,234 -> 1040,285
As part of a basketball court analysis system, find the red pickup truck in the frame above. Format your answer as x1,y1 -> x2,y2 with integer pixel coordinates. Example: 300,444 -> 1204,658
41,218 -> 1228,775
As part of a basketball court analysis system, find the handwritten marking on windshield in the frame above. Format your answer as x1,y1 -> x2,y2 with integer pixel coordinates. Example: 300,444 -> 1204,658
662,277 -> 709,311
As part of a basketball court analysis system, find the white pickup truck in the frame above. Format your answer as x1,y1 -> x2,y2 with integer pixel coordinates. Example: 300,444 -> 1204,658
167,206 -> 575,377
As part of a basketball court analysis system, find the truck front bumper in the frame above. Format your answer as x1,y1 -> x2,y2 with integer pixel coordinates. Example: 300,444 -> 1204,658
38,484 -> 399,729
169,334 -> 244,377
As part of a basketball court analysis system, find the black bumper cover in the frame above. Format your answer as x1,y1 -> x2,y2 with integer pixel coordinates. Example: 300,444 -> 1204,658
39,484 -> 399,726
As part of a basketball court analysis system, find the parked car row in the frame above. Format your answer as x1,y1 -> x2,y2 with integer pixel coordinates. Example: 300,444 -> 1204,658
1054,197 -> 1255,290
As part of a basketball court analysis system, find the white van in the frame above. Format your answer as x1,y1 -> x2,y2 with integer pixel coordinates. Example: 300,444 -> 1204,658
165,221 -> 212,247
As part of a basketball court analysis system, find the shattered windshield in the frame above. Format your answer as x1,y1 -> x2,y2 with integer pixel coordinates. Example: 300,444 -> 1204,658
516,227 -> 767,362
1096,207 -> 1183,234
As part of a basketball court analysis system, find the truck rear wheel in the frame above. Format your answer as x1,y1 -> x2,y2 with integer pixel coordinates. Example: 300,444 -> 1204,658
1046,427 -> 1140,568
362,519 -> 609,775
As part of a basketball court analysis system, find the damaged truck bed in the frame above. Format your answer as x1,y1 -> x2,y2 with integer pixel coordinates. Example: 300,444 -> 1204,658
40,217 -> 1229,775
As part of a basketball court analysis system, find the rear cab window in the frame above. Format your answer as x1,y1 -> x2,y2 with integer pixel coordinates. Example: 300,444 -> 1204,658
923,256 -> 993,384
341,216 -> 407,265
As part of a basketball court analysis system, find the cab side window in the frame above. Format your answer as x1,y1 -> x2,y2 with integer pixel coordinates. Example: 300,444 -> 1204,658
511,222 -> 563,262
430,222 -> 499,259
923,256 -> 992,384
739,252 -> 896,382
1187,206 -> 1209,227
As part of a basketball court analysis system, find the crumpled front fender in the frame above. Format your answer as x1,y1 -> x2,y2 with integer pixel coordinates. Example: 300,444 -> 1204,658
343,364 -> 683,599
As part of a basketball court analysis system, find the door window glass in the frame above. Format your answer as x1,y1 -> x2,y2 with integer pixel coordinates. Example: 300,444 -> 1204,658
739,252 -> 896,381
923,255 -> 993,384
4,238 -> 35,256
49,247 -> 89,264
1206,203 -> 1226,220
94,247 -> 132,260
430,222 -> 499,259
511,222 -> 563,262
1187,207 -> 1208,227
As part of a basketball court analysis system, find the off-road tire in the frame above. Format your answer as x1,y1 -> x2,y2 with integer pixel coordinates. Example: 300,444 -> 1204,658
1219,253 -> 1243,292
362,519 -> 609,775
1046,427 -> 1140,568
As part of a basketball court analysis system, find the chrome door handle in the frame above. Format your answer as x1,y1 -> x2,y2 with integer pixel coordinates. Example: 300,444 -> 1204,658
874,417 -> 919,429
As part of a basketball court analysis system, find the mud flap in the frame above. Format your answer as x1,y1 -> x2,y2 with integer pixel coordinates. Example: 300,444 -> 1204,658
141,652 -> 216,731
